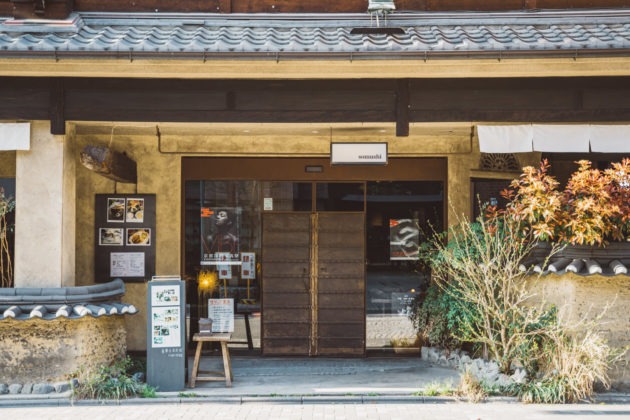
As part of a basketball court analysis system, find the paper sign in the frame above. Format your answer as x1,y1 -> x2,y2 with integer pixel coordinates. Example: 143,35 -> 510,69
264,197 -> 273,211
110,252 -> 145,277
208,298 -> 234,332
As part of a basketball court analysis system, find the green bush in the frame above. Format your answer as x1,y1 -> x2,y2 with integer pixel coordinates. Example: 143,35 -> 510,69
72,356 -> 156,401
409,282 -> 475,350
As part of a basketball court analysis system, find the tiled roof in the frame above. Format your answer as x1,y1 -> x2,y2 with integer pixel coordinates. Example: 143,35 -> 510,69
0,9 -> 629,59
0,279 -> 138,320
521,257 -> 630,276
0,302 -> 138,320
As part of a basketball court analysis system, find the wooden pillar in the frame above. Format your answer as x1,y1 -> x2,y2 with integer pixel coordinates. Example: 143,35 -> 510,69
396,79 -> 410,137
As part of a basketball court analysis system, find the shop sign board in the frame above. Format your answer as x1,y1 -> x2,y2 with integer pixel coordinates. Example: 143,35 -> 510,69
147,277 -> 186,391
330,142 -> 388,165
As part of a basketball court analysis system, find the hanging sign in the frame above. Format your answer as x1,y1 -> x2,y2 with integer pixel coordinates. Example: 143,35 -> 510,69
331,142 -> 388,165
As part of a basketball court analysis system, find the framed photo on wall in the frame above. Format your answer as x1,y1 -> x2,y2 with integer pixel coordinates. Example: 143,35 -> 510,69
95,194 -> 156,283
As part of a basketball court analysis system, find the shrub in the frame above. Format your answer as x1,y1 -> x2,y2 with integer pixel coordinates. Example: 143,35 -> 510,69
423,214 -> 558,373
457,370 -> 487,403
0,188 -> 15,288
510,326 -> 613,403
72,356 -> 155,400
409,282 -> 471,350
496,158 -> 630,246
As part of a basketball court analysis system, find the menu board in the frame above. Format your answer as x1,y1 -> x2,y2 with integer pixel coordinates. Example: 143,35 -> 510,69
208,298 -> 234,333
95,194 -> 156,282
147,279 -> 186,392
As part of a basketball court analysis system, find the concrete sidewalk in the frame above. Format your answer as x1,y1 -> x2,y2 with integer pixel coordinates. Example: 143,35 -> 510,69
1,356 -> 628,407
182,356 -> 461,397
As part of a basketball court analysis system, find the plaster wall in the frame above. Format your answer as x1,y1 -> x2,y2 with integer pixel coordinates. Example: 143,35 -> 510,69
528,273 -> 630,388
74,124 -> 523,351
0,316 -> 127,383
75,132 -> 180,351
14,121 -> 75,287
0,151 -> 15,177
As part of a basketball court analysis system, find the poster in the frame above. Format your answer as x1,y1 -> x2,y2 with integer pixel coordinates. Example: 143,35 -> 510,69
99,228 -> 123,246
111,252 -> 145,277
107,198 -> 125,223
389,219 -> 420,260
241,252 -> 256,279
200,207 -> 241,265
151,306 -> 181,348
208,298 -> 234,333
151,284 -> 181,307
217,252 -> 232,279
126,198 -> 145,223
127,228 -> 151,246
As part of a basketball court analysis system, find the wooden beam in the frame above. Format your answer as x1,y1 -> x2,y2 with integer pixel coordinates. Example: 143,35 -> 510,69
79,145 -> 137,184
218,0 -> 231,12
50,78 -> 66,135
396,79 -> 410,137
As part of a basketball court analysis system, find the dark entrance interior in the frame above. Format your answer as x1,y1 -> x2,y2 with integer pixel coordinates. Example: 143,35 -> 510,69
182,158 -> 446,355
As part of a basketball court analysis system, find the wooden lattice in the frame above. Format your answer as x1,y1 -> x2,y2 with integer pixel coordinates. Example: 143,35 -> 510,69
479,153 -> 521,172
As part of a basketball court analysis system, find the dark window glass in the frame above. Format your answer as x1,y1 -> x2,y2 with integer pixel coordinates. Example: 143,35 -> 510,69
316,182 -> 364,212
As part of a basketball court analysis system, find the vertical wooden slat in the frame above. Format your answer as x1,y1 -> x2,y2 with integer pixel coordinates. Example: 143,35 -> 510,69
50,78 -> 66,135
316,213 -> 365,356
396,79 -> 410,137
218,0 -> 232,12
262,213 -> 311,355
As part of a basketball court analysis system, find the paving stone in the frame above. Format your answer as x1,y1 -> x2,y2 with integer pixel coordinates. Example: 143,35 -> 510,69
54,382 -> 71,393
8,384 -> 22,394
32,384 -> 54,394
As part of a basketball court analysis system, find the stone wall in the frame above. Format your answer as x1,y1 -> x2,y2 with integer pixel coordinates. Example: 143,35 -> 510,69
0,316 -> 127,383
528,273 -> 630,388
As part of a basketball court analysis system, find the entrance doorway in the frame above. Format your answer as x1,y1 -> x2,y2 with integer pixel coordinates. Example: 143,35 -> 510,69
262,210 -> 365,356
182,157 -> 446,355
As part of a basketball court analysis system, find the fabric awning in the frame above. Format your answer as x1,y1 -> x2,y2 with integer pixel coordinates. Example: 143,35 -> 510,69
0,123 -> 30,151
478,124 -> 630,153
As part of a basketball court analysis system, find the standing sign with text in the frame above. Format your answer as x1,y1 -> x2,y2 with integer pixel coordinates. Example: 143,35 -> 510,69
147,278 -> 186,392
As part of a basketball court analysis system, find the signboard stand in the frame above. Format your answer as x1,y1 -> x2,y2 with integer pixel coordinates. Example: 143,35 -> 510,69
147,277 -> 186,391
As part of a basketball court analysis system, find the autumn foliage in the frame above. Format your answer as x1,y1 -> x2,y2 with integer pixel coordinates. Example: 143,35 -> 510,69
489,159 -> 630,246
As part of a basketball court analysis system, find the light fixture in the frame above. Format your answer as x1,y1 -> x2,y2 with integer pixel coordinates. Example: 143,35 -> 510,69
305,165 -> 324,173
367,0 -> 396,27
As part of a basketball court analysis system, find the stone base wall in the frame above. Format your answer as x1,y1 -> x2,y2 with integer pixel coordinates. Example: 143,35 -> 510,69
0,316 -> 127,383
528,273 -> 630,388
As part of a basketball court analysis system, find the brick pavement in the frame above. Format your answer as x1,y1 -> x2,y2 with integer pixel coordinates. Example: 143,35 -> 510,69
2,402 -> 630,420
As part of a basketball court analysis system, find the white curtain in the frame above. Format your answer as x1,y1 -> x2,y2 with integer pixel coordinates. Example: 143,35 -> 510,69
590,125 -> 630,153
477,125 -> 533,153
0,123 -> 30,150
478,124 -> 630,153
532,125 -> 590,153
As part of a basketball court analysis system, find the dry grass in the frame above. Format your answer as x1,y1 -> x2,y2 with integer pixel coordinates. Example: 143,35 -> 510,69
457,370 -> 487,403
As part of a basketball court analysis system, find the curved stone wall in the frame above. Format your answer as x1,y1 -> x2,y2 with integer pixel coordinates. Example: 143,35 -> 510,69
528,273 -> 630,389
0,316 -> 126,383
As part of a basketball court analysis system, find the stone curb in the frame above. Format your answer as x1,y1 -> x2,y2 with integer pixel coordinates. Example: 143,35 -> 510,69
0,393 -> 628,407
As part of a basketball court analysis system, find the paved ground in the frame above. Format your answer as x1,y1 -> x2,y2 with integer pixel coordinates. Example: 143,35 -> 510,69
182,356 -> 461,396
2,402 -> 630,419
1,356 -> 628,419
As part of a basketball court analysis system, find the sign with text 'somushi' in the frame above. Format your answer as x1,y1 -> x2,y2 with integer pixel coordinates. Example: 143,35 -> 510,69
330,142 -> 388,165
